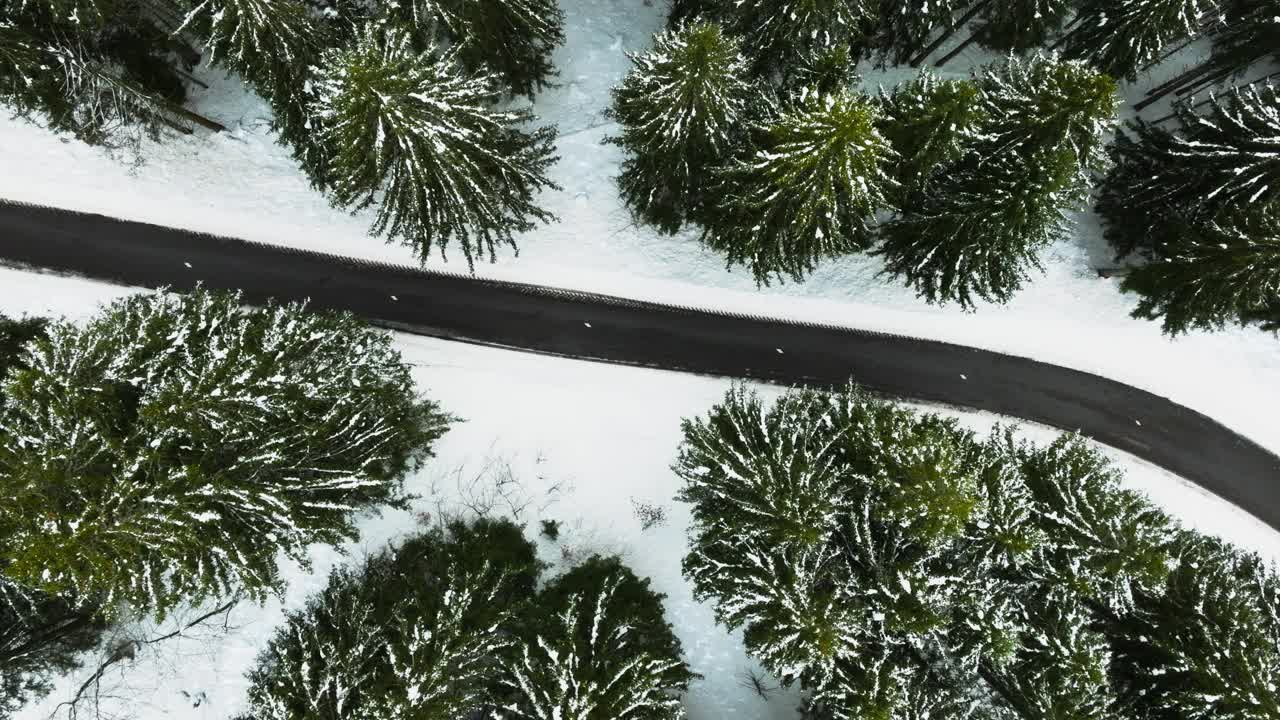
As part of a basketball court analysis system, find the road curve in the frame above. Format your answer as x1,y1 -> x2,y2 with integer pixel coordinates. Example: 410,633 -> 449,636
1,200 -> 1277,530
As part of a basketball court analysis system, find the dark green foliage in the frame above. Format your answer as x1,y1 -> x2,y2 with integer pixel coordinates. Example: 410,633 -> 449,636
720,0 -> 878,76
539,519 -> 561,540
243,518 -> 539,720
1121,204 -> 1280,335
1108,531 -> 1280,720
877,149 -> 1078,307
701,89 -> 896,283
879,54 -> 1118,308
0,0 -> 190,151
0,288 -> 450,617
975,52 -> 1118,178
501,555 -> 696,720
0,314 -> 47,389
0,577 -> 107,720
876,71 -> 985,198
245,524 -> 693,720
606,21 -> 758,235
975,0 -> 1072,53
780,45 -> 860,103
1098,85 -> 1280,260
426,0 -> 567,99
676,385 -> 997,717
314,26 -> 559,266
1060,0 -> 1222,81
676,384 -> 1204,720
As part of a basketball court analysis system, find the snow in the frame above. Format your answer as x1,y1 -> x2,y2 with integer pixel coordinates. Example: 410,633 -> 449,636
0,0 -> 1276,459
2,267 -> 1277,720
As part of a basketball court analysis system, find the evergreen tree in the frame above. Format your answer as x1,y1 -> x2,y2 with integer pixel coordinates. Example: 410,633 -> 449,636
676,385 -> 998,718
877,149 -> 1079,307
0,289 -> 450,617
701,90 -> 896,283
975,52 -> 1118,181
187,0 -> 319,148
1108,531 -> 1280,720
1098,84 -> 1280,259
1059,0 -> 1223,81
313,26 -> 559,266
424,0 -> 566,99
974,0 -> 1073,53
1121,204 -> 1280,335
605,21 -> 758,235
244,519 -> 539,720
876,71 -> 985,198
879,55 -> 1117,307
780,45 -> 860,103
722,0 -> 878,77
499,556 -> 696,720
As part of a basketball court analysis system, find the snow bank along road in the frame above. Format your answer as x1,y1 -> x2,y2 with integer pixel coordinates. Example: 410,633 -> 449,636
2,200 -> 1278,530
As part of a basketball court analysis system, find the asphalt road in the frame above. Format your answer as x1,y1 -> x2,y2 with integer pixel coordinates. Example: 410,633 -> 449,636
2,200 -> 1277,530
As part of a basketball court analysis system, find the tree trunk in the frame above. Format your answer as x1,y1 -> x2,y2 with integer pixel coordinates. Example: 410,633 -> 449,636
910,0 -> 993,67
935,31 -> 980,67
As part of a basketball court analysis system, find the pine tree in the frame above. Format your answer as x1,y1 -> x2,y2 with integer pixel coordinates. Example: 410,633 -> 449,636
1015,434 -> 1174,615
781,46 -> 860,102
0,289 -> 450,617
877,149 -> 1079,307
676,385 -> 996,718
424,0 -> 566,99
974,0 -> 1073,53
186,0 -> 318,149
975,52 -> 1118,181
700,90 -> 896,283
1120,204 -> 1280,334
723,0 -> 878,77
499,556 -> 696,720
313,26 -> 559,266
1098,84 -> 1280,259
244,519 -> 539,720
605,21 -> 758,235
1107,531 -> 1280,720
1059,0 -> 1223,81
876,71 -> 985,198
0,577 -> 107,720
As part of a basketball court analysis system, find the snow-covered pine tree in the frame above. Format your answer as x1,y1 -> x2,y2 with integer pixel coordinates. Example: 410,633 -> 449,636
605,21 -> 758,235
876,71 -> 985,199
876,148 -> 1080,307
1059,0 -> 1223,81
676,385 -> 996,718
499,555 -> 695,720
0,576 -> 107,720
975,52 -> 1118,181
0,1 -> 193,151
244,519 -> 538,720
780,45 -> 860,104
0,288 -> 450,618
982,589 -> 1114,720
723,0 -> 877,77
1015,434 -> 1174,616
1120,204 -> 1280,335
424,0 -> 566,99
700,89 -> 895,283
974,0 -> 1073,53
1098,83 -> 1280,259
0,314 -> 47,396
185,0 -> 318,153
1107,531 -> 1280,720
313,26 -> 558,266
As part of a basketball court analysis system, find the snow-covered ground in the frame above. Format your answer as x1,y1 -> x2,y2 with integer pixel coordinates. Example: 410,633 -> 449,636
0,0 -> 1276,460
3,267 -> 1278,720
